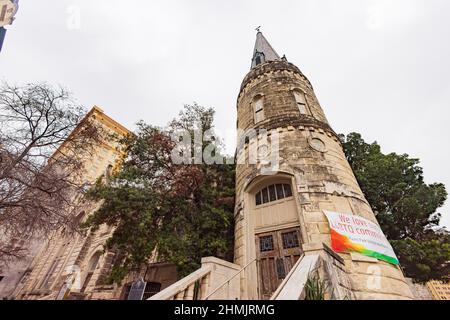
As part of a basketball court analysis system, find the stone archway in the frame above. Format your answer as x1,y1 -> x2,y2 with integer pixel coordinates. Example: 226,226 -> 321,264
244,174 -> 304,299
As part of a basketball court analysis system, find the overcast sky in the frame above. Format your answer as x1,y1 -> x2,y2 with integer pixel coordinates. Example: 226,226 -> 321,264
1,0 -> 449,227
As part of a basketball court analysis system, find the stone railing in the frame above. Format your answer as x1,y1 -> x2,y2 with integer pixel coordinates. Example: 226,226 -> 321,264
270,254 -> 320,300
204,257 -> 258,300
271,243 -> 354,300
148,257 -> 241,300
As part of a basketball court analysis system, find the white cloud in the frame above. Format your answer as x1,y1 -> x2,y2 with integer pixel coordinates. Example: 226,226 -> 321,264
366,0 -> 421,31
84,1 -> 190,64
1,0 -> 449,228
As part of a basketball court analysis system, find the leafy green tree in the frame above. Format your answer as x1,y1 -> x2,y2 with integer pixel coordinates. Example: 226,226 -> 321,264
340,132 -> 450,282
84,104 -> 235,283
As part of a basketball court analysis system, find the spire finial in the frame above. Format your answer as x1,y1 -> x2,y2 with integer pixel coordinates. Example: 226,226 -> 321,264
255,26 -> 261,33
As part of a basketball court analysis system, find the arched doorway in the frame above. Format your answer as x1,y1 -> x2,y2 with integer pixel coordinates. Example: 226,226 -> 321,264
247,176 -> 303,299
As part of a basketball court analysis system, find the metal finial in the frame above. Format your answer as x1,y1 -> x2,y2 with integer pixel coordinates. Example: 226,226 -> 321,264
255,26 -> 261,33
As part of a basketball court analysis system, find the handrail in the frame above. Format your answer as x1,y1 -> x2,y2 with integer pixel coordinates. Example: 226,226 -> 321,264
204,258 -> 258,300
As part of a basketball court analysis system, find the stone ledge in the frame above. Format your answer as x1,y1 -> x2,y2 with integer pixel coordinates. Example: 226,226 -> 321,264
201,257 -> 241,271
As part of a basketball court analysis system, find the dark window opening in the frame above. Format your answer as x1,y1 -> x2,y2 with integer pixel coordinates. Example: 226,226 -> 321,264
121,283 -> 132,300
275,184 -> 284,199
143,282 -> 162,300
282,231 -> 300,249
255,192 -> 262,206
260,236 -> 274,252
261,187 -> 269,203
268,185 -> 276,202
253,96 -> 264,123
283,184 -> 292,197
123,281 -> 162,300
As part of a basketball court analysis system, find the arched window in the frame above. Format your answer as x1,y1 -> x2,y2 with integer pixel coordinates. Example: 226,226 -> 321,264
255,183 -> 293,206
253,95 -> 265,123
81,251 -> 102,292
293,90 -> 310,115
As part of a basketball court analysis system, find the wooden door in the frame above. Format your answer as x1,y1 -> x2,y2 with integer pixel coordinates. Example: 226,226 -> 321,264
256,227 -> 303,299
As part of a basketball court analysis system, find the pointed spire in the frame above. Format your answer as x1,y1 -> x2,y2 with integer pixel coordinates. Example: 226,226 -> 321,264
251,31 -> 281,69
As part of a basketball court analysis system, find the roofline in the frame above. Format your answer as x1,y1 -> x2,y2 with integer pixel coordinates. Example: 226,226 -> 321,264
50,106 -> 132,161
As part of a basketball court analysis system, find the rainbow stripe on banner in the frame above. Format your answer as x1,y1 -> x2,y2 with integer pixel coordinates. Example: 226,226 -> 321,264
324,210 -> 399,265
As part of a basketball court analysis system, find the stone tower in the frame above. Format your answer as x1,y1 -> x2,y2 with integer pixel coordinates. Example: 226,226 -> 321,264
234,32 -> 413,300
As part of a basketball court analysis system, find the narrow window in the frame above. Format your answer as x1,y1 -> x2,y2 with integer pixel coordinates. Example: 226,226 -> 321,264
81,252 -> 102,293
261,187 -> 269,204
275,184 -> 284,199
40,260 -> 59,289
282,231 -> 300,249
253,96 -> 264,123
260,236 -> 274,252
268,185 -> 277,202
143,282 -> 162,300
283,184 -> 293,197
255,191 -> 262,206
294,91 -> 309,115
254,52 -> 265,67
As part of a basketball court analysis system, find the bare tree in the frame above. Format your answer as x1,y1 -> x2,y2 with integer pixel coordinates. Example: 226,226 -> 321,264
0,82 -> 101,265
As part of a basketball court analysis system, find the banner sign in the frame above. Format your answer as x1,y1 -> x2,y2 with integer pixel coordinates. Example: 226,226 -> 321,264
323,210 -> 399,265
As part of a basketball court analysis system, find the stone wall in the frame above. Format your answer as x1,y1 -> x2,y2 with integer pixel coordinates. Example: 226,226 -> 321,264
11,107 -> 133,300
234,60 -> 413,300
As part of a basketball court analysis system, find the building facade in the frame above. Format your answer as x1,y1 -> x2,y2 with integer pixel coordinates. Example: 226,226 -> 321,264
233,32 -> 413,300
2,32 -> 424,301
427,280 -> 450,300
7,107 -> 178,300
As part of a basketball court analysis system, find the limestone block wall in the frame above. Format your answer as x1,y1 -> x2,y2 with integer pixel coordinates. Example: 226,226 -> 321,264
234,60 -> 413,300
16,217 -> 116,300
0,235 -> 43,299
11,107 -> 132,300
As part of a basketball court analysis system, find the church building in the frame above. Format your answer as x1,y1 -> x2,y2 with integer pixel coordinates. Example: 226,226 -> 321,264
2,32 -> 415,300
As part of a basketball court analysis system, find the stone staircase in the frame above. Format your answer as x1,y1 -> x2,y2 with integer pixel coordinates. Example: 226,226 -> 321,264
148,257 -> 241,300
149,243 -> 354,300
271,243 -> 354,300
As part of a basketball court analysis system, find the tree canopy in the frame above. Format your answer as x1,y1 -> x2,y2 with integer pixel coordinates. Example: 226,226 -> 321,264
85,104 -> 235,283
0,82 -> 100,265
340,132 -> 450,282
